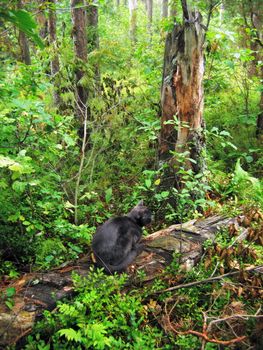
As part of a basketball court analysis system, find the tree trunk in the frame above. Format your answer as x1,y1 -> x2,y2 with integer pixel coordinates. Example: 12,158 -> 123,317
241,2 -> 262,139
70,0 -> 88,121
146,0 -> 153,39
36,0 -> 48,39
248,5 -> 263,140
162,0 -> 168,18
18,1 -> 31,65
159,0 -> 206,186
256,90 -> 263,140
169,1 -> 177,17
87,1 -> 100,85
48,0 -> 61,107
129,0 -> 137,43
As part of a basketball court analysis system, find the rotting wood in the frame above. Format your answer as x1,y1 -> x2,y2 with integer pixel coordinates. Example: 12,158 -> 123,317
0,215 -> 252,347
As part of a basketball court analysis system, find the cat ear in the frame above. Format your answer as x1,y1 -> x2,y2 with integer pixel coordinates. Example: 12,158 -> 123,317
137,200 -> 144,206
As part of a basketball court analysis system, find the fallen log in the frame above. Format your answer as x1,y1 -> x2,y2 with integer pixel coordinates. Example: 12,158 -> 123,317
0,215 -> 250,347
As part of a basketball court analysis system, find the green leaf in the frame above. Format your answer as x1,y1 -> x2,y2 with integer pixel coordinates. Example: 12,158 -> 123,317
45,255 -> 54,263
9,163 -> 23,172
5,300 -> 14,310
145,179 -> 151,189
58,328 -> 82,342
6,287 -> 16,298
105,187 -> 113,204
12,181 -> 27,193
161,191 -> 169,198
63,134 -> 76,147
0,9 -> 44,48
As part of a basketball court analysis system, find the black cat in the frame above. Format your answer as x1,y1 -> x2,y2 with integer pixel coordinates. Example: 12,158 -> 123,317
92,201 -> 152,273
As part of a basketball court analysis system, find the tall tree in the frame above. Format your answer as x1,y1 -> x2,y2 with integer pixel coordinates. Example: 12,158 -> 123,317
87,0 -> 100,84
162,0 -> 168,18
36,0 -> 48,39
70,0 -> 89,225
48,0 -> 60,106
159,0 -> 205,188
225,0 -> 263,139
18,0 -> 31,65
129,0 -> 137,43
146,0 -> 153,38
70,0 -> 88,120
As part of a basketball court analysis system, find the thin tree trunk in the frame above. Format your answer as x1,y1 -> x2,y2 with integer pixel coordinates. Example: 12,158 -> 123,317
159,0 -> 206,187
36,0 -> 48,39
71,0 -> 88,121
169,1 -> 177,17
18,0 -> 31,65
129,0 -> 137,43
162,0 -> 168,18
71,0 -> 89,223
48,0 -> 61,106
146,0 -> 153,39
256,90 -> 263,140
238,1 -> 262,139
87,1 -> 100,85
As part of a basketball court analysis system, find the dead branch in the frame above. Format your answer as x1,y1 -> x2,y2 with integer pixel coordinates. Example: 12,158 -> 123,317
165,311 -> 247,346
169,322 -> 246,346
153,265 -> 263,294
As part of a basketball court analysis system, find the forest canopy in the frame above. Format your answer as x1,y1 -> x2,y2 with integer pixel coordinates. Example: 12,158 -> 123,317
0,0 -> 262,349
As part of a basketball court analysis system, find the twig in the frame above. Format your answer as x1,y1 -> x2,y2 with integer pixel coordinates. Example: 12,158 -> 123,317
153,265 -> 263,294
169,321 -> 246,346
165,311 -> 247,346
74,96 -> 88,225
229,228 -> 249,247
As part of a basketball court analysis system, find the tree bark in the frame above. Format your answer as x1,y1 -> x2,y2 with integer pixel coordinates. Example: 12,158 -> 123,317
162,0 -> 168,18
18,0 -> 31,65
71,0 -> 88,121
146,0 -> 153,39
169,1 -> 177,17
244,2 -> 262,139
159,0 -> 206,186
36,0 -> 48,39
87,1 -> 100,85
129,0 -> 137,43
48,0 -> 61,107
256,90 -> 263,140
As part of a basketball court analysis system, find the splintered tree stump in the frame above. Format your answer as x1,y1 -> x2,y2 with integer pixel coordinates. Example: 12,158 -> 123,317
0,216 -> 248,347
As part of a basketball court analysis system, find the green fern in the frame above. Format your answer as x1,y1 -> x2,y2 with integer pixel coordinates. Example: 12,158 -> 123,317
58,328 -> 82,343
233,159 -> 262,207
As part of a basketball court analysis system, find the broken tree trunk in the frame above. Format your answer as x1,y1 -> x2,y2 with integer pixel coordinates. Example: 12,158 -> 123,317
0,215 -> 253,347
159,0 -> 206,186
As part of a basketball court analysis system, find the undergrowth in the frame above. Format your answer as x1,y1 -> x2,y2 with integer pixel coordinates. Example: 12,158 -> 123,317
23,212 -> 262,349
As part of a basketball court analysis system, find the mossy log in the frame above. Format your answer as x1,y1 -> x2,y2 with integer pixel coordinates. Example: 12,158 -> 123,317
0,215 -> 248,347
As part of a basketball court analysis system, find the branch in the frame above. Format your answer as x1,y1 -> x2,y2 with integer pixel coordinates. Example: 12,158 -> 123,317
169,322 -> 246,346
165,311 -> 252,346
181,0 -> 189,20
153,265 -> 263,294
206,1 -> 221,32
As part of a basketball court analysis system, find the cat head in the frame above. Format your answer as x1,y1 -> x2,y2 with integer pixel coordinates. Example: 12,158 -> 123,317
127,200 -> 152,227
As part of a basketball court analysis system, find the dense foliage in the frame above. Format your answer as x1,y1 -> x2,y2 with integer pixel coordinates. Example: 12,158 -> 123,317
0,0 -> 262,349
